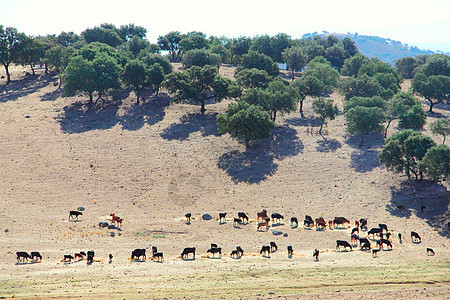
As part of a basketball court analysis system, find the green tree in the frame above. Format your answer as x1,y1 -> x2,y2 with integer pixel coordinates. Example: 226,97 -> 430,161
44,44 -> 74,86
384,92 -> 419,137
235,68 -> 270,89
118,24 -> 147,42
179,31 -> 209,53
341,54 -> 369,77
126,36 -> 150,57
344,96 -> 386,112
292,75 -> 324,115
429,118 -> 450,144
342,37 -> 358,57
398,104 -> 427,129
157,31 -> 183,61
412,73 -> 450,113
242,80 -> 298,122
395,57 -> 417,79
81,26 -> 123,48
217,101 -> 275,148
56,31 -> 80,47
282,46 -> 306,80
210,43 -> 231,64
324,43 -> 346,70
345,106 -> 385,147
341,74 -> 382,100
147,63 -> 165,97
419,144 -> 450,181
122,59 -> 147,104
303,56 -> 339,92
417,54 -> 449,77
139,52 -> 172,74
231,36 -> 252,63
379,130 -> 436,180
0,25 -> 27,84
17,36 -> 45,75
182,49 -> 221,69
238,50 -> 279,77
312,98 -> 339,135
164,65 -> 239,114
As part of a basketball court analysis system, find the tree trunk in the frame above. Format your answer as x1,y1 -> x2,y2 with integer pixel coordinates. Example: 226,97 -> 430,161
443,135 -> 446,144
384,119 -> 392,138
299,100 -> 304,116
428,100 -> 435,113
136,92 -> 140,105
319,120 -> 324,135
272,111 -> 277,122
30,63 -> 35,75
155,86 -> 159,98
45,63 -> 48,75
245,139 -> 250,148
201,100 -> 206,114
359,134 -> 365,147
292,70 -> 295,81
3,64 -> 11,85
89,92 -> 93,104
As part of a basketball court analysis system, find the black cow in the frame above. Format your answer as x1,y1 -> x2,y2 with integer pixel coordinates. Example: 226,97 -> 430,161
304,218 -> 314,227
305,215 -> 313,222
233,218 -> 241,227
398,233 -> 402,243
181,247 -> 196,259
260,245 -> 270,256
372,249 -> 380,257
270,241 -> 278,253
87,251 -> 94,263
236,246 -> 244,256
336,240 -> 352,251
411,231 -> 421,243
271,213 -> 284,223
351,227 -> 359,235
230,250 -> 239,258
361,242 -> 371,251
359,238 -> 370,246
16,252 -> 31,263
351,234 -> 359,245
69,211 -> 82,221
377,239 -> 392,249
152,246 -> 158,256
368,227 -> 382,237
290,217 -> 298,227
64,255 -> 74,262
153,252 -> 164,262
378,224 -> 388,232
219,212 -> 227,223
131,249 -> 146,260
30,252 -> 42,261
427,248 -> 435,256
238,212 -> 249,223
359,218 -> 368,230
207,247 -> 222,258
210,243 -> 218,249
287,245 -> 293,257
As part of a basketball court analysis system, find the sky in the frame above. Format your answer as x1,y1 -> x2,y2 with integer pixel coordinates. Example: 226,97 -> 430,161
1,0 -> 449,52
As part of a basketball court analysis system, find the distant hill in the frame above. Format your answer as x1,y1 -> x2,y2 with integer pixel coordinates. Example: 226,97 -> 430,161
302,32 -> 444,64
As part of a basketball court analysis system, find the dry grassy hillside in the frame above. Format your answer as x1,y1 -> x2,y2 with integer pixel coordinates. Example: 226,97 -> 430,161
0,65 -> 449,299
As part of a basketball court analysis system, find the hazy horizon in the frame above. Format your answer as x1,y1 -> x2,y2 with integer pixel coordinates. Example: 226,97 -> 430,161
1,0 -> 449,52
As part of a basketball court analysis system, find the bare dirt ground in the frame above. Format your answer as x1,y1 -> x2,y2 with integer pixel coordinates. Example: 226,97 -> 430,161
0,65 -> 449,299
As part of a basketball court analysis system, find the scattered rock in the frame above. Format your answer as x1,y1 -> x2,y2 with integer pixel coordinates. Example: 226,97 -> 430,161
4,229 -> 9,233
110,231 -> 115,237
25,115 -> 30,118
98,222 -> 109,228
273,230 -> 283,236
77,206 -> 85,211
108,225 -> 116,229
283,233 -> 288,237
202,214 -> 212,220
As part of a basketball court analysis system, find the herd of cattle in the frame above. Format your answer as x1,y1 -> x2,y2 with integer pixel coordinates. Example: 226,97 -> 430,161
15,208 -> 436,264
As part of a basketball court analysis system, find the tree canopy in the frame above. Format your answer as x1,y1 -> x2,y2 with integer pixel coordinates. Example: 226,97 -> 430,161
345,106 -> 385,147
312,98 -> 339,135
429,118 -> 450,144
238,50 -> 279,77
0,25 -> 27,84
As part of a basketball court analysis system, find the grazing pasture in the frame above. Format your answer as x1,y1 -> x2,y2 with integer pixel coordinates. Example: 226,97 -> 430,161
0,66 -> 449,299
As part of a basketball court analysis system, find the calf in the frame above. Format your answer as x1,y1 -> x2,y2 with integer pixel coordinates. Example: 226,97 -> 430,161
270,241 -> 278,253
257,209 -> 268,221
238,212 -> 248,223
372,249 -> 380,257
69,211 -> 82,221
351,234 -> 359,245
153,252 -> 164,262
64,255 -> 74,262
236,246 -> 244,257
16,252 -> 31,263
411,231 -> 421,243
152,246 -> 158,256
131,249 -> 146,260
219,212 -> 227,223
207,247 -> 222,258
304,219 -> 314,227
87,251 -> 94,263
351,227 -> 359,235
427,248 -> 435,256
181,247 -> 196,259
230,250 -> 239,258
290,217 -> 298,227
30,252 -> 42,261
185,213 -> 192,223
287,245 -> 293,257
336,240 -> 352,251
233,218 -> 241,227
260,245 -> 270,256
74,252 -> 86,260
378,223 -> 388,232
359,218 -> 368,230
359,238 -> 370,246
257,221 -> 269,231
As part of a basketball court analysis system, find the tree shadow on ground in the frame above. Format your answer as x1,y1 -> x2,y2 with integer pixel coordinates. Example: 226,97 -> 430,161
217,126 -> 303,184
1,75 -> 57,102
58,100 -> 122,134
387,180 -> 450,238
285,116 -> 322,127
160,112 -> 219,141
345,133 -> 384,173
316,139 -> 342,153
41,88 -> 64,101
119,94 -> 170,131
